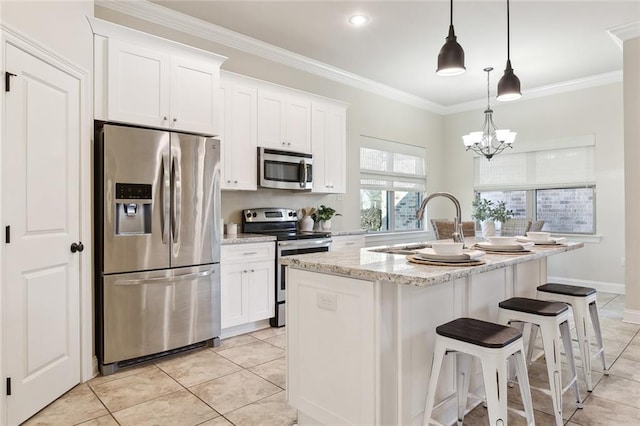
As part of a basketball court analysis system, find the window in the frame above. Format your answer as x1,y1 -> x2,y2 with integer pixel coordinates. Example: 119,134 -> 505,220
360,136 -> 426,232
474,135 -> 596,234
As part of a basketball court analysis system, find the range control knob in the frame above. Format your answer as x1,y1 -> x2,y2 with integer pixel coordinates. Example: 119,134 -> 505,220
292,211 -> 297,217
252,212 -> 257,218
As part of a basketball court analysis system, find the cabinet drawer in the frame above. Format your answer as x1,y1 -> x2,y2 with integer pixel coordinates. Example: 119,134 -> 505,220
222,242 -> 275,263
330,235 -> 365,251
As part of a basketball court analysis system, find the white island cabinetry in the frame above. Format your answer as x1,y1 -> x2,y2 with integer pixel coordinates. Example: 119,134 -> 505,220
284,243 -> 583,425
220,242 -> 275,334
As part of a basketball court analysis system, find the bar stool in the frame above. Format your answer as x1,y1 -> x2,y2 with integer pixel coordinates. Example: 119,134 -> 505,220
423,317 -> 534,426
536,283 -> 608,391
498,297 -> 582,426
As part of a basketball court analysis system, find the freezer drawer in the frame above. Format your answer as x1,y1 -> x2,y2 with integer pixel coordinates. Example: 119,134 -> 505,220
102,264 -> 220,365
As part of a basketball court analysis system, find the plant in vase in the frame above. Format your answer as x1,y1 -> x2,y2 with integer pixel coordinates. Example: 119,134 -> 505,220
314,205 -> 341,231
472,197 -> 495,236
491,201 -> 514,227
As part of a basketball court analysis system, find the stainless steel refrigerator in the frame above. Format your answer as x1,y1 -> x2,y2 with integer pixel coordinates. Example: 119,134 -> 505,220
95,123 -> 221,375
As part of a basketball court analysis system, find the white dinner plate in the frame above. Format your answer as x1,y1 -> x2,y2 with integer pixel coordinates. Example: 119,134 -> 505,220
516,236 -> 566,245
413,248 -> 485,262
475,242 -> 534,252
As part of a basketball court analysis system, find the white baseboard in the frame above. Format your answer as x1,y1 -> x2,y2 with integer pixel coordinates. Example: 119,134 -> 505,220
546,276 -> 625,295
220,319 -> 271,339
623,309 -> 640,325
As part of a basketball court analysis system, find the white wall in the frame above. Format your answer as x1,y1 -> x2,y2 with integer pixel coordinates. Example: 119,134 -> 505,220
444,83 -> 625,290
624,36 -> 640,318
94,5 -> 448,233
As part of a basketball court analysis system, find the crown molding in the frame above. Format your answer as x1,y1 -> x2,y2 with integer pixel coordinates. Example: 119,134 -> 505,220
608,21 -> 640,46
96,0 -> 446,114
443,71 -> 623,115
97,0 -> 627,116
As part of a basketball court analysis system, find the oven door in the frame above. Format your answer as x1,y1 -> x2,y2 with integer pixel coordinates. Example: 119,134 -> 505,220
273,238 -> 331,327
259,148 -> 313,190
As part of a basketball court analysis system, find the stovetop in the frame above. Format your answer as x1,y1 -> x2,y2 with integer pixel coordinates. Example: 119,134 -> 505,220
258,230 -> 331,241
241,207 -> 331,241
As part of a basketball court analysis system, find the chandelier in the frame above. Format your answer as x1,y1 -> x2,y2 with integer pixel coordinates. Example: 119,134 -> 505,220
462,67 -> 516,160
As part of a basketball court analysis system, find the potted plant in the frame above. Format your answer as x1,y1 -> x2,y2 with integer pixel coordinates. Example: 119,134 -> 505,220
314,205 -> 341,231
491,201 -> 514,225
472,198 -> 513,237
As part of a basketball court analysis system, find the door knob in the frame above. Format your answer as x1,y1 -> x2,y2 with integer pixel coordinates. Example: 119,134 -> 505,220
70,242 -> 84,253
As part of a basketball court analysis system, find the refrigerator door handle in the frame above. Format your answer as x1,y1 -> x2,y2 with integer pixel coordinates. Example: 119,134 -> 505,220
113,268 -> 214,286
161,152 -> 170,245
171,153 -> 182,244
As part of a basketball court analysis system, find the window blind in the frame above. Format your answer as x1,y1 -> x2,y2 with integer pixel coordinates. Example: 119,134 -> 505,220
474,145 -> 595,191
360,136 -> 426,192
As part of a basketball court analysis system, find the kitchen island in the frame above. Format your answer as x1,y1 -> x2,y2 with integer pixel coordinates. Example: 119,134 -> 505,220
280,241 -> 583,426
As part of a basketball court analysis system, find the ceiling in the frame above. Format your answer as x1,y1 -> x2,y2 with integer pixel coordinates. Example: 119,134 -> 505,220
150,1 -> 640,108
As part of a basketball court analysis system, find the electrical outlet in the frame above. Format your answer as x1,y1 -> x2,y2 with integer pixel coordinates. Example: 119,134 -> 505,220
317,292 -> 337,311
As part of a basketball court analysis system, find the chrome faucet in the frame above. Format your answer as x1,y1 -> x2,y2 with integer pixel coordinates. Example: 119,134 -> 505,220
416,192 -> 464,244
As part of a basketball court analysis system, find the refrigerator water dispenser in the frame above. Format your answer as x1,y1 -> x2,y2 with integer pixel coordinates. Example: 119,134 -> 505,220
114,183 -> 152,235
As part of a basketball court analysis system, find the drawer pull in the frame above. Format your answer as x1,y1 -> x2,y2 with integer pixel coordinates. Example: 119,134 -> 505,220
243,251 -> 258,255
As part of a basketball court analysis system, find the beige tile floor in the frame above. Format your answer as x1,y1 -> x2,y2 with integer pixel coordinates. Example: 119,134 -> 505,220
23,293 -> 640,425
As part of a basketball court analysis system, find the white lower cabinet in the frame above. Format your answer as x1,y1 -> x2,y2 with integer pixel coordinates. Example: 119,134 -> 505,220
221,242 -> 275,330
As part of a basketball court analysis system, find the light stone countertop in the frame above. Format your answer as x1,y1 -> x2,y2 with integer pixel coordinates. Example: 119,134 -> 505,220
280,241 -> 584,287
329,230 -> 368,236
221,233 -> 276,245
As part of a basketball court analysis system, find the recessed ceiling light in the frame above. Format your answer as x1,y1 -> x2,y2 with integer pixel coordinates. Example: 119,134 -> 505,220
348,15 -> 370,27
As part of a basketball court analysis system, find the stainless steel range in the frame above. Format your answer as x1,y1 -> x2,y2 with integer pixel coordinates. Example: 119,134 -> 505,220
242,208 -> 332,327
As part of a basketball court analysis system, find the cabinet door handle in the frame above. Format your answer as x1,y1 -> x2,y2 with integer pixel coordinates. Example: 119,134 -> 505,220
163,116 -> 167,121
173,118 -> 178,123
243,270 -> 248,273
250,269 -> 255,273
227,180 -> 231,183
234,180 -> 238,184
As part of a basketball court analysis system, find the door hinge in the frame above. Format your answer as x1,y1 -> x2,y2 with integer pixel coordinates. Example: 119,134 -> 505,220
5,226 -> 10,244
6,377 -> 11,396
5,72 -> 17,92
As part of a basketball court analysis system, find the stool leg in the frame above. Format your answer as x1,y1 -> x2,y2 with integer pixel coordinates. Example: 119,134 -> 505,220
423,340 -> 447,426
526,324 -> 538,366
480,356 -> 508,426
572,302 -> 594,391
539,323 -> 564,426
513,345 -> 535,426
560,320 -> 583,409
588,300 -> 609,375
456,353 -> 473,425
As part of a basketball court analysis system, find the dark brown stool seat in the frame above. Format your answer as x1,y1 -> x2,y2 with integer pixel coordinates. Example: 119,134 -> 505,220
499,297 -> 569,317
436,317 -> 522,348
538,283 -> 596,297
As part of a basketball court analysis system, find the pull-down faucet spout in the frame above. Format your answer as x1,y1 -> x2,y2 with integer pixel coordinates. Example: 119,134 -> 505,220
416,192 -> 464,244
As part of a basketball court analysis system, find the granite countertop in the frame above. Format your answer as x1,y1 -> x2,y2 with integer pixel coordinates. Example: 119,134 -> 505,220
280,241 -> 583,288
330,230 -> 368,236
221,233 -> 276,245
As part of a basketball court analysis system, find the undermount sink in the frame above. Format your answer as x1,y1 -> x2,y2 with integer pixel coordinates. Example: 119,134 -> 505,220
369,243 -> 432,255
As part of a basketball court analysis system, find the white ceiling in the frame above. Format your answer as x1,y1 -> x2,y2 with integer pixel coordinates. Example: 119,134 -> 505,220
150,0 -> 640,108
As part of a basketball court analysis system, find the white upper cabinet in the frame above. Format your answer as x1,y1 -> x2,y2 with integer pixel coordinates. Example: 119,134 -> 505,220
258,88 -> 311,153
312,101 -> 347,193
91,17 -> 227,135
217,76 -> 258,190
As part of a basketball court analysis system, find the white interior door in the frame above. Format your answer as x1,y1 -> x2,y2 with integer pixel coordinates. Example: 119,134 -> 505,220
4,43 -> 81,425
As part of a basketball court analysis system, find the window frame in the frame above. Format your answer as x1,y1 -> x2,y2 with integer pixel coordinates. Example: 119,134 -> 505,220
359,136 -> 426,233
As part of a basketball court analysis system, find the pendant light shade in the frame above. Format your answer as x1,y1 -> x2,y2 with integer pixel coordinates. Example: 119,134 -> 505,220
497,59 -> 521,101
436,0 -> 465,76
496,0 -> 522,101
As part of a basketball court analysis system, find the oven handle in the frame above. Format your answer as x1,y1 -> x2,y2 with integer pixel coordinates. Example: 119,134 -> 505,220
278,238 -> 332,250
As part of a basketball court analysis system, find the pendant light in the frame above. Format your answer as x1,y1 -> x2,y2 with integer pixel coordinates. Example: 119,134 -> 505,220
436,0 -> 465,76
496,0 -> 521,101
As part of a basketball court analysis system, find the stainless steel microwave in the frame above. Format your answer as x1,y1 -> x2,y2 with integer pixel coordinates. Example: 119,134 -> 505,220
259,147 -> 313,190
